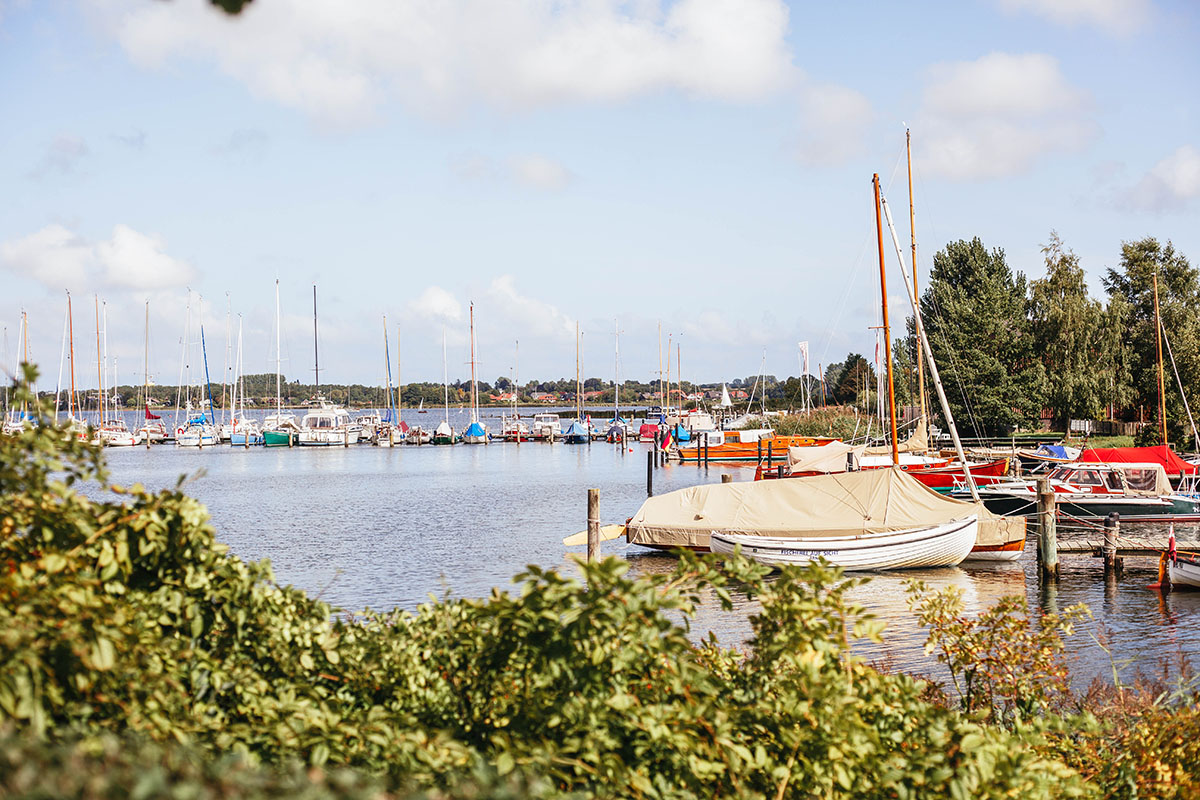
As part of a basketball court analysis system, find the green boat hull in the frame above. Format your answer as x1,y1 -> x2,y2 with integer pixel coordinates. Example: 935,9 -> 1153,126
263,430 -> 295,447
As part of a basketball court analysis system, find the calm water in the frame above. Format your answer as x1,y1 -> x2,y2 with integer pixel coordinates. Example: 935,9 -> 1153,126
92,405 -> 1200,688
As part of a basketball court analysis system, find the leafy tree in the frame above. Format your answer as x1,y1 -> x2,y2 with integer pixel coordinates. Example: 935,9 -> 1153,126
1103,237 -> 1200,446
921,238 -> 1046,435
1029,232 -> 1130,429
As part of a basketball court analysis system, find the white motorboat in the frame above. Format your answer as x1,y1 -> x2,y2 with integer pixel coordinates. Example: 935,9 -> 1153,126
531,413 -> 562,440
97,419 -> 139,447
710,517 -> 977,572
299,400 -> 359,446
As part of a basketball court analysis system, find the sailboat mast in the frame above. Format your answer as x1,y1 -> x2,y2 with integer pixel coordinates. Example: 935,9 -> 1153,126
20,311 -> 29,417
275,280 -> 282,417
658,321 -> 663,411
614,319 -> 619,419
873,174 -> 900,465
312,284 -> 320,395
514,339 -> 519,417
576,321 -> 581,418
223,294 -> 231,425
67,293 -> 76,419
143,300 -> 150,417
442,328 -> 449,424
1154,269 -> 1168,445
907,130 -> 928,428
879,190 -> 979,500
102,302 -> 110,427
94,295 -> 104,426
383,315 -> 392,421
397,323 -> 403,417
469,302 -> 477,423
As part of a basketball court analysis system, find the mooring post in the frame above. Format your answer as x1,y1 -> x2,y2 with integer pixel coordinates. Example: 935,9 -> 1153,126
767,441 -> 773,470
698,432 -> 704,468
646,451 -> 654,496
587,488 -> 600,562
654,430 -> 661,463
1103,512 -> 1122,577
1037,477 -> 1059,580
756,438 -> 763,470
721,473 -> 732,484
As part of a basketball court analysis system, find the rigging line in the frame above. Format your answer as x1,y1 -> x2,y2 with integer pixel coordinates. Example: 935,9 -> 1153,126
816,187 -> 876,372
1160,316 -> 1200,453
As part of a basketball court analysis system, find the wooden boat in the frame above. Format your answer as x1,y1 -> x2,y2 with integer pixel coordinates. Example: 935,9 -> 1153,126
969,462 -> 1200,522
462,304 -> 488,444
710,517 -> 977,571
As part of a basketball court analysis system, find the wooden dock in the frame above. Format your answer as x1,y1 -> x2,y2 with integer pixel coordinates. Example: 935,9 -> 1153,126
1057,537 -> 1200,558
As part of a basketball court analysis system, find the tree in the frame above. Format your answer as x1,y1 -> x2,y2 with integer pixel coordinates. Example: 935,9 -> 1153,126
920,238 -> 1046,435
1103,237 -> 1200,446
1029,232 -> 1130,429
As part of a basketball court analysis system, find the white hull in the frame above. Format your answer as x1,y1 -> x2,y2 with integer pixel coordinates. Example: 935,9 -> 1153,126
1169,557 -> 1200,589
100,432 -> 140,447
961,548 -> 1024,563
710,517 -> 977,572
463,434 -> 488,444
298,429 -> 360,446
177,432 -> 218,448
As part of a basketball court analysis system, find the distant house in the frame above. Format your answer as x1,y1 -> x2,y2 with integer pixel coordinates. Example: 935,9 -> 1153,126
532,392 -> 558,403
489,392 -> 517,403
583,390 -> 606,400
731,389 -> 749,400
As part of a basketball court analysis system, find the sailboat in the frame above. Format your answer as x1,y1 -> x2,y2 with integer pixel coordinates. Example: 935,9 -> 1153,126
299,284 -> 358,446
563,321 -> 590,444
228,317 -> 262,446
135,301 -> 167,444
61,293 -> 88,440
499,340 -> 528,442
94,298 -> 138,446
629,175 -> 994,570
176,294 -> 219,448
462,303 -> 488,444
605,320 -> 631,443
433,329 -> 456,444
2,311 -> 34,436
262,281 -> 299,446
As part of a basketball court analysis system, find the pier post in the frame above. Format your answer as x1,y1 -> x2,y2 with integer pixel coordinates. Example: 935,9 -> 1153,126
1037,477 -> 1059,580
1103,512 -> 1122,577
704,433 -> 710,466
647,451 -> 654,496
721,473 -> 732,484
587,488 -> 600,562
767,441 -> 773,470
698,433 -> 704,468
757,438 -> 763,471
653,431 -> 660,464
344,428 -> 349,448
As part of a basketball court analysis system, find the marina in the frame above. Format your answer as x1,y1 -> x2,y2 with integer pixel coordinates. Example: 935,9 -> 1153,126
79,413 -> 1200,688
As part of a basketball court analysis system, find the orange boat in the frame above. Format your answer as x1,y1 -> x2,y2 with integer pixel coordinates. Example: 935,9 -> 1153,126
676,432 -> 838,464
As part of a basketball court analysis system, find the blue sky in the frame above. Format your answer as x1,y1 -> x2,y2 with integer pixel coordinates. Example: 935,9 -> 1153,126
1,0 -> 1197,391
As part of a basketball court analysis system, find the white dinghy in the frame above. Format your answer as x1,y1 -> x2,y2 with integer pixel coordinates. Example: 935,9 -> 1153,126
710,517 -> 977,572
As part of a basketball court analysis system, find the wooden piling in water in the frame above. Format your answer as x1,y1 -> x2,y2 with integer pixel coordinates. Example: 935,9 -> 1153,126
587,488 -> 600,562
721,473 -> 732,484
1104,512 -> 1122,577
1037,477 -> 1059,580
646,451 -> 654,496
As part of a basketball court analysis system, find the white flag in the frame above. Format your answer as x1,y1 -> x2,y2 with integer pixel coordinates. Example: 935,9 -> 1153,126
798,341 -> 810,376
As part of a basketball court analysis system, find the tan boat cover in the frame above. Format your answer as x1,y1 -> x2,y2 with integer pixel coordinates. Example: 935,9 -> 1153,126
626,466 -> 1023,551
787,441 -> 865,473
864,419 -> 928,456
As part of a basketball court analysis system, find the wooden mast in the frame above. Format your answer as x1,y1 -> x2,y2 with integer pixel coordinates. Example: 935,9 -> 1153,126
312,284 -> 320,397
469,302 -> 477,423
1154,269 -> 1168,445
873,173 -> 900,465
907,129 -> 928,429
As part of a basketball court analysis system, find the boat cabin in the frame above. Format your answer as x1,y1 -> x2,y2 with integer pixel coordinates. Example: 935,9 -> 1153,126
1043,462 -> 1170,495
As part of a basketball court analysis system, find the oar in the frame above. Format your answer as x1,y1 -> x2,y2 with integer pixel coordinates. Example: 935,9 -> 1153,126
562,524 -> 625,546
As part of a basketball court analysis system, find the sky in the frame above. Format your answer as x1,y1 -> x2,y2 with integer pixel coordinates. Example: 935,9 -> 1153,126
1,0 -> 1197,392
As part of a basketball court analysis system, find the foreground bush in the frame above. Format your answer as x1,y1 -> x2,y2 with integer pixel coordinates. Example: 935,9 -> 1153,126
0,367 -> 1196,797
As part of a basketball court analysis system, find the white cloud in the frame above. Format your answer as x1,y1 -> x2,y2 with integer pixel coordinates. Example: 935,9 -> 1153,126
484,276 -> 575,340
89,0 -> 795,124
915,53 -> 1096,180
508,155 -> 572,191
995,0 -> 1150,35
794,81 -> 874,166
405,286 -> 463,326
1122,145 -> 1200,213
0,223 -> 194,291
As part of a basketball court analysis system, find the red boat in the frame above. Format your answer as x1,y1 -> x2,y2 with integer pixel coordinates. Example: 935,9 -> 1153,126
758,457 -> 1012,494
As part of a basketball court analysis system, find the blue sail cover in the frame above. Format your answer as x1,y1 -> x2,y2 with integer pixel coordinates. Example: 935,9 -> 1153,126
674,423 -> 691,442
564,420 -> 589,441
465,421 -> 486,438
1035,444 -> 1070,458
